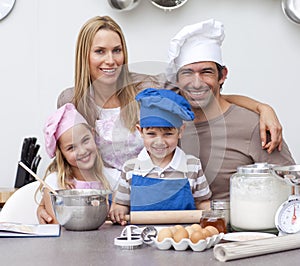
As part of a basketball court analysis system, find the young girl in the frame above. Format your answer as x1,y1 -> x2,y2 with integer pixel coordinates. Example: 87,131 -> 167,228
37,103 -> 111,224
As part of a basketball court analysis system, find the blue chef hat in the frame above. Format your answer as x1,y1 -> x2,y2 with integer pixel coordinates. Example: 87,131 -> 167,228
135,88 -> 194,128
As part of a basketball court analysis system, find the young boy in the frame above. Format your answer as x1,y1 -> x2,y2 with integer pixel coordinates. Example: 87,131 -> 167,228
109,88 -> 211,225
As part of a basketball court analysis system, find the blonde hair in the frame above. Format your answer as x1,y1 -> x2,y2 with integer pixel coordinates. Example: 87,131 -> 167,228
73,16 -> 139,132
36,125 -> 111,197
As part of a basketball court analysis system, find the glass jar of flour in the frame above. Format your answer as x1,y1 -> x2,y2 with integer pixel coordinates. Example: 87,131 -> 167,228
230,163 -> 292,232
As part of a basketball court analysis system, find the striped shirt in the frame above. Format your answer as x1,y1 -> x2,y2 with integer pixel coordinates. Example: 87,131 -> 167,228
114,147 -> 212,206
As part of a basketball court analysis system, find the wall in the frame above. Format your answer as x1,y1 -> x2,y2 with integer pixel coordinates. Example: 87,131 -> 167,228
0,0 -> 299,187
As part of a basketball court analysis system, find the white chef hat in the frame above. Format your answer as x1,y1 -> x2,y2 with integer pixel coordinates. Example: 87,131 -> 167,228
166,19 -> 225,83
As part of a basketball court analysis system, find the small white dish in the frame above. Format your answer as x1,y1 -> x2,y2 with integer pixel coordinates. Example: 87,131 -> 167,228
223,232 -> 277,242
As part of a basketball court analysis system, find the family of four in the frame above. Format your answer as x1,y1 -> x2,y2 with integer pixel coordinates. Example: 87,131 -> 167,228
37,16 -> 295,225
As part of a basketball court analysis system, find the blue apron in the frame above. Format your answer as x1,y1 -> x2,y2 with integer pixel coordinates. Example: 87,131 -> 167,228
130,174 -> 196,211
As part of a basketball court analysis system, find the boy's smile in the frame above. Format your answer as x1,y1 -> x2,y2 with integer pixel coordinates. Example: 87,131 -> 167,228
138,126 -> 183,168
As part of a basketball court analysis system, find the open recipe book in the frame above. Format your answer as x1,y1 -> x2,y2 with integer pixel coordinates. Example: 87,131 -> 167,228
0,222 -> 61,237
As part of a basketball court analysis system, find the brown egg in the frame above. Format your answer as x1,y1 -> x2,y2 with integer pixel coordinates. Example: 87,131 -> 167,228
174,224 -> 184,230
173,228 -> 189,243
205,225 -> 219,236
157,227 -> 173,242
190,230 -> 207,244
190,223 -> 202,232
169,226 -> 178,235
185,226 -> 195,238
201,228 -> 212,238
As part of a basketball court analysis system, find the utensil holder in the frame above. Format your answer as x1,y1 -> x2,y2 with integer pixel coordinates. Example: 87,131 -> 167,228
14,161 -> 35,188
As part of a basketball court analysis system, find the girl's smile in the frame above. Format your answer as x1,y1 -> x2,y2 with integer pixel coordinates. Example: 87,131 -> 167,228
58,124 -> 98,174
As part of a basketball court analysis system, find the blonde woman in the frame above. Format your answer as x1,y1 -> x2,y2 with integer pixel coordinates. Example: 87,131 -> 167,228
57,16 -> 165,188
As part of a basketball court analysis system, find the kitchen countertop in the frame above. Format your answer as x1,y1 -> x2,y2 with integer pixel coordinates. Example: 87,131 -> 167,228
0,187 -> 16,207
0,221 -> 299,266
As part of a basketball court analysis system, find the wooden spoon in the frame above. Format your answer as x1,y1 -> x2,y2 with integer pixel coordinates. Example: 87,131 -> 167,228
19,162 -> 57,195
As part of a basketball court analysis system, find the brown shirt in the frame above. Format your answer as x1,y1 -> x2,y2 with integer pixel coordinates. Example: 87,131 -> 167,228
180,104 -> 295,200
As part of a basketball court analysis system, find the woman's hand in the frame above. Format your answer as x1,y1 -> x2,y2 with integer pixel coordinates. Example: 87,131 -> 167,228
109,203 -> 129,226
257,103 -> 283,154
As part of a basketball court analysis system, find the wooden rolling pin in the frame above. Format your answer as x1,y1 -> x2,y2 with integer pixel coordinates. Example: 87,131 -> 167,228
124,210 -> 202,224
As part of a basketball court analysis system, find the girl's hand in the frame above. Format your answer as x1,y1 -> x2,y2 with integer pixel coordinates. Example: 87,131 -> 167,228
37,204 -> 54,224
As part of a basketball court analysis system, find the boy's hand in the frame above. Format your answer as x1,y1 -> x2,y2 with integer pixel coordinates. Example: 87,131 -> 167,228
109,203 -> 129,226
195,200 -> 211,210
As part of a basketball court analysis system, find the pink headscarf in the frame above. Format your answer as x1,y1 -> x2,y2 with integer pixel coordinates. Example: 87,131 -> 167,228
44,103 -> 88,158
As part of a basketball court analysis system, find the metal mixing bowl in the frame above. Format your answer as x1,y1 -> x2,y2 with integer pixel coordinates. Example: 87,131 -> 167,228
50,189 -> 111,231
272,165 -> 300,186
108,0 -> 140,11
282,0 -> 300,25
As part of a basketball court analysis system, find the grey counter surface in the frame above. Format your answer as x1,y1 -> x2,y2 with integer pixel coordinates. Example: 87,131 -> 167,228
0,221 -> 298,266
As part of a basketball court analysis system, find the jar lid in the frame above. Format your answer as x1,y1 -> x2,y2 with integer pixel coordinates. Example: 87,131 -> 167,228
201,209 -> 225,218
211,199 -> 230,210
237,162 -> 274,174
